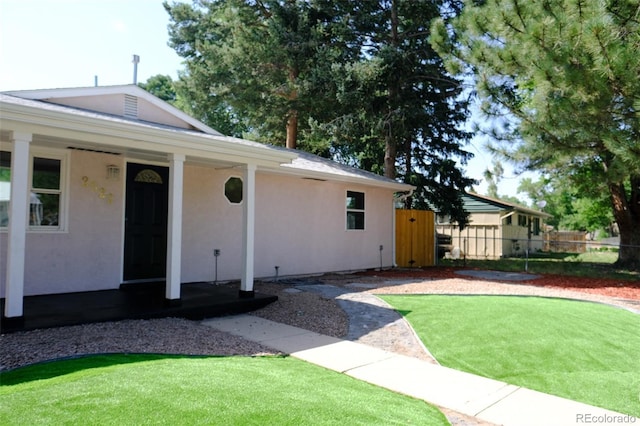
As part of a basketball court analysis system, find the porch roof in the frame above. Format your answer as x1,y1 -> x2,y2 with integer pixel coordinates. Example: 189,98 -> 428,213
0,88 -> 412,191
0,92 -> 296,168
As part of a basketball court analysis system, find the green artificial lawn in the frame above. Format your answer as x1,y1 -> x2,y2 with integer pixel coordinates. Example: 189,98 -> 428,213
381,295 -> 640,417
0,354 -> 448,426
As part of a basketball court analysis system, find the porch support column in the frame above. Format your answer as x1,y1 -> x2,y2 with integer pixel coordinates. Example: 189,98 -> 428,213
165,153 -> 185,305
4,133 -> 31,319
240,163 -> 256,298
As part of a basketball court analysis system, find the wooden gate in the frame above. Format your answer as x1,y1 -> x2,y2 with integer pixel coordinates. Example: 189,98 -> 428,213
395,209 -> 435,267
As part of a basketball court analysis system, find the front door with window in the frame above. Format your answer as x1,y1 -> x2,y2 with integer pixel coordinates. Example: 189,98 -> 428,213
123,163 -> 169,281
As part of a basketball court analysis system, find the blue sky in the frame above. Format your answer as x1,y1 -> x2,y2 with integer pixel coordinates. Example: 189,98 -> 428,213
0,0 -> 534,201
0,0 -> 182,90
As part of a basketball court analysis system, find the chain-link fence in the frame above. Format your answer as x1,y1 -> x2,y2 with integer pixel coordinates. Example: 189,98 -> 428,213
436,234 -> 634,261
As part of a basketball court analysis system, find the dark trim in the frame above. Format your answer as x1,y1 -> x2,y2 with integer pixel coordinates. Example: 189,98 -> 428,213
0,283 -> 277,333
164,298 -> 182,307
1,315 -> 25,329
239,290 -> 255,299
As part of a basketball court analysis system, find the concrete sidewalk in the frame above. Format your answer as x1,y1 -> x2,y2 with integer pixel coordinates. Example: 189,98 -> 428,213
203,315 -> 636,426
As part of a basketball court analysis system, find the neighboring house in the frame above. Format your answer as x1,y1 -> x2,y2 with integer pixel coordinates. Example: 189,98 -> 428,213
435,192 -> 551,259
0,85 -> 412,321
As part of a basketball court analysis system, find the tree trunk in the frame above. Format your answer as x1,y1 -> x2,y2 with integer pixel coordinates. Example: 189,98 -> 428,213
284,65 -> 299,150
286,110 -> 298,149
383,0 -> 400,180
609,178 -> 640,270
384,131 -> 396,179
403,139 -> 413,209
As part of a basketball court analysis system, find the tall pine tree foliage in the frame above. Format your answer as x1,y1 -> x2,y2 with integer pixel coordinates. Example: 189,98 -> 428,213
433,0 -> 640,268
165,0 -> 475,224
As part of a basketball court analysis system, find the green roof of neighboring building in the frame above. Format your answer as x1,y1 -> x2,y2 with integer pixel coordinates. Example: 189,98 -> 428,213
462,193 -> 552,218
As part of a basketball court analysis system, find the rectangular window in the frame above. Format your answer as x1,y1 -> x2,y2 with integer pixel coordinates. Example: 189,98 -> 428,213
346,191 -> 365,230
0,151 -> 11,227
0,149 -> 67,231
533,218 -> 541,236
31,157 -> 62,227
518,214 -> 528,227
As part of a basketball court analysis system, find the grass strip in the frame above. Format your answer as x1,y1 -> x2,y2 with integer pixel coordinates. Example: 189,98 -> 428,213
0,354 -> 448,425
381,295 -> 640,417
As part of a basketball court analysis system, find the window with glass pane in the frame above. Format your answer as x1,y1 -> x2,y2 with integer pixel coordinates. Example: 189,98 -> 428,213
31,157 -> 61,226
0,151 -> 11,227
225,177 -> 243,204
346,191 -> 365,230
518,214 -> 528,227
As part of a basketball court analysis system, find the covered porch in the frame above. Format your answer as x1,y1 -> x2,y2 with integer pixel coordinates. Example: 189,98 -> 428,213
0,282 -> 277,333
1,87 -> 297,324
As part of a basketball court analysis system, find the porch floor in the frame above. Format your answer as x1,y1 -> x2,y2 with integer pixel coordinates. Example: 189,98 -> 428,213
0,282 -> 277,334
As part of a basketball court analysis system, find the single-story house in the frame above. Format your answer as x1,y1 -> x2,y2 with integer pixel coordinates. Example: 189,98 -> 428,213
0,85 -> 413,321
435,192 -> 551,259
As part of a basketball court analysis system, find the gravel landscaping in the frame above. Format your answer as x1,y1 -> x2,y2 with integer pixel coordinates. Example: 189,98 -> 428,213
3,270 -> 636,372
2,269 -> 637,426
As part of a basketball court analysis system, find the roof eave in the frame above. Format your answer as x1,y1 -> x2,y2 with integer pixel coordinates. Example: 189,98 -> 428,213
272,164 -> 414,191
2,85 -> 223,136
0,98 -> 296,167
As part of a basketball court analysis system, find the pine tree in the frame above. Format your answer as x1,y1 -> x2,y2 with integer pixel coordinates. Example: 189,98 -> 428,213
433,0 -> 640,268
318,0 -> 476,222
165,0 -> 476,225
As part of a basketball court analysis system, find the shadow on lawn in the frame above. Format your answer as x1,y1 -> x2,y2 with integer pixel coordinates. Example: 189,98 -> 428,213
0,353 -> 232,386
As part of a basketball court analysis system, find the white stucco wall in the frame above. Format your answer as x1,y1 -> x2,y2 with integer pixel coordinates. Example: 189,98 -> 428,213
46,94 -> 196,130
180,166 -> 397,283
0,150 -> 125,296
2,155 -> 397,296
180,166 -> 244,283
254,173 -> 395,278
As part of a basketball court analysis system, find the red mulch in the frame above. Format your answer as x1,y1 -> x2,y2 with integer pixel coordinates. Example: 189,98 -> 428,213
357,267 -> 640,301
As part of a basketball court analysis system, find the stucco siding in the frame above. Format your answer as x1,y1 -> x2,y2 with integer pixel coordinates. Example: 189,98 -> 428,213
44,94 -> 196,130
254,174 -> 395,278
1,150 -> 125,296
180,166 -> 244,283
136,98 -> 195,129
45,94 -> 125,117
180,167 -> 397,283
2,157 -> 397,296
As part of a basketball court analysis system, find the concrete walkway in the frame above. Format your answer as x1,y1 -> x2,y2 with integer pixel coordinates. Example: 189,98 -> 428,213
203,314 -> 636,426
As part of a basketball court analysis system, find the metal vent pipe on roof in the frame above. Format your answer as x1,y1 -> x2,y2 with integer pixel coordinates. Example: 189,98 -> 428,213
132,54 -> 140,84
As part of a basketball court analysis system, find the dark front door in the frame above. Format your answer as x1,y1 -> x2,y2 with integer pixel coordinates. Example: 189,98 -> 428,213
124,163 -> 169,281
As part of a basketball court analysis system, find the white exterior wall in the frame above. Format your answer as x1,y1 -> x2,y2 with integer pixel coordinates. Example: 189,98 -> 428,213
180,165 -> 244,283
253,173 -> 395,277
502,224 -> 545,255
46,95 -> 196,130
0,150 -> 125,296
2,154 -> 398,296
180,166 -> 396,282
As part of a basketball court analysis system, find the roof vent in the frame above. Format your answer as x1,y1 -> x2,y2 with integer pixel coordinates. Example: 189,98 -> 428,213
124,95 -> 138,118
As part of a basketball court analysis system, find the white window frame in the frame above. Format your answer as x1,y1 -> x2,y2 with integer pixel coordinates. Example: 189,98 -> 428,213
0,149 -> 11,229
28,148 -> 69,232
346,190 -> 365,230
224,176 -> 244,205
